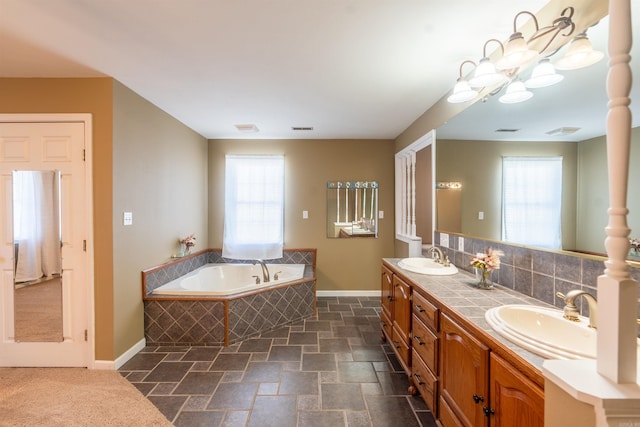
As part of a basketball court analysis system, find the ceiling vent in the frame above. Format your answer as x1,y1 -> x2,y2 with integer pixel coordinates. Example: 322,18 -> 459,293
546,126 -> 580,136
235,124 -> 259,133
291,126 -> 314,131
495,128 -> 520,133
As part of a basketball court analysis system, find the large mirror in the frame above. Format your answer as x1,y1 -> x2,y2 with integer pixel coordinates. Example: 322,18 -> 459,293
433,12 -> 640,257
326,181 -> 379,238
12,170 -> 63,342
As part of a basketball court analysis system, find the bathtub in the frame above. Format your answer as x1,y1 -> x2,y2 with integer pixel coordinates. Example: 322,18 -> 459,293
152,263 -> 306,296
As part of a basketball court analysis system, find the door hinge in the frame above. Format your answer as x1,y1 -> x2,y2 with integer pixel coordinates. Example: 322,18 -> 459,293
82,149 -> 86,161
84,329 -> 88,341
83,240 -> 87,251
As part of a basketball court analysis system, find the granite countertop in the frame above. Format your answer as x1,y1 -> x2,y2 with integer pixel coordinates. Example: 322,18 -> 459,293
384,258 -> 554,372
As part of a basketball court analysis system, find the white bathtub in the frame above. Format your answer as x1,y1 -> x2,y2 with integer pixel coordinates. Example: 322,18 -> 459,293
152,263 -> 307,296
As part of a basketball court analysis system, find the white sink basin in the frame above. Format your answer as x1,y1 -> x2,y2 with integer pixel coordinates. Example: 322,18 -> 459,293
397,257 -> 458,276
486,304 -> 597,359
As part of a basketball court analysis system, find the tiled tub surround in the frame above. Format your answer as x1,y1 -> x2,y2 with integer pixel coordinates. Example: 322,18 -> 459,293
142,249 -> 317,347
434,232 -> 640,318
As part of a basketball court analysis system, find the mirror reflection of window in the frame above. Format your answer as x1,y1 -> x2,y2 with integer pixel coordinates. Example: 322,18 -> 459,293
12,170 -> 63,342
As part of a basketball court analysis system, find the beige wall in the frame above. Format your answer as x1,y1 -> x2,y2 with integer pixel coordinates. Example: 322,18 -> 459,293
207,139 -> 396,291
112,81 -> 208,356
577,127 -> 640,253
436,139 -> 578,250
0,78 -> 115,360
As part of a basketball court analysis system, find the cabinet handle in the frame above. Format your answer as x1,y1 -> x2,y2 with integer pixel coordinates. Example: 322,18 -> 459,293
386,275 -> 392,285
472,394 -> 484,404
413,335 -> 425,346
414,304 -> 425,313
412,373 -> 425,385
483,406 -> 495,417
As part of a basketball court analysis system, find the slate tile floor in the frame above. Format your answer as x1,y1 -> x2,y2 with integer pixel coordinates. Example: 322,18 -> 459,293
119,296 -> 436,427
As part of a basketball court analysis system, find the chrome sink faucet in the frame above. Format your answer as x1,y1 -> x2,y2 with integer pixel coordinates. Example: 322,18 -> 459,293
252,259 -> 270,283
557,290 -> 598,329
428,246 -> 450,267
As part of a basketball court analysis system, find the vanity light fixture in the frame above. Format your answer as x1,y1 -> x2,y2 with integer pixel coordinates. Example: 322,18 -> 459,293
447,60 -> 479,103
555,31 -> 604,70
468,40 -> 508,88
496,8 -> 575,70
525,58 -> 564,88
499,79 -> 533,104
435,182 -> 462,189
447,7 -> 581,104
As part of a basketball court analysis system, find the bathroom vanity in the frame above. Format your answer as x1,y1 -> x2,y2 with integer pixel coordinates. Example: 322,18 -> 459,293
381,258 -> 546,427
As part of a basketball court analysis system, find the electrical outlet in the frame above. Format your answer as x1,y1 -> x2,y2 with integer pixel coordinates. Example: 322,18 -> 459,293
378,210 -> 384,219
478,211 -> 484,220
302,210 -> 309,219
458,236 -> 465,252
123,211 -> 133,226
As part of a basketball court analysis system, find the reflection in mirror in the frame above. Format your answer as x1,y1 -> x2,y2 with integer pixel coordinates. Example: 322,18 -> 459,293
433,12 -> 640,258
326,181 -> 378,238
13,170 -> 63,342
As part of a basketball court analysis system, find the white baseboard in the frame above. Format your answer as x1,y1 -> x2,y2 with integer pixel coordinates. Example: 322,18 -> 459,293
92,338 -> 146,370
114,338 -> 147,370
316,290 -> 381,297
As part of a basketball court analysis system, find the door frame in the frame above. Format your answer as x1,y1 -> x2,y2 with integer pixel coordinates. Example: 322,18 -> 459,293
0,113 -> 95,368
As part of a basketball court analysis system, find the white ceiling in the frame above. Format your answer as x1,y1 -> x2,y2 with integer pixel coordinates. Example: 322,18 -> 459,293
0,0 -> 635,141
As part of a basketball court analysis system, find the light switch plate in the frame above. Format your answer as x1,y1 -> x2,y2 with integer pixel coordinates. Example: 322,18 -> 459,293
302,210 -> 309,219
378,210 -> 384,219
458,236 -> 465,252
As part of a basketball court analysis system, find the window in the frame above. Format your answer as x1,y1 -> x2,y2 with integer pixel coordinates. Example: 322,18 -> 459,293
222,155 -> 284,260
502,157 -> 562,249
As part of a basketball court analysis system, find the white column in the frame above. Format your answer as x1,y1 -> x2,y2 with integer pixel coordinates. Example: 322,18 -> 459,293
597,0 -> 637,384
400,157 -> 407,235
405,154 -> 411,235
410,151 -> 417,236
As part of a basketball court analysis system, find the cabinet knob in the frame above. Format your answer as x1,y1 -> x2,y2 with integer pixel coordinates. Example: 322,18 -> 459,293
412,373 -> 425,386
387,295 -> 393,301
392,340 -> 401,349
483,406 -> 495,417
413,336 -> 424,346
414,304 -> 425,313
472,394 -> 484,404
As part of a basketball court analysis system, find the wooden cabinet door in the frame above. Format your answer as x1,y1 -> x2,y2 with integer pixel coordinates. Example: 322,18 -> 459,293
489,353 -> 544,427
381,265 -> 394,320
440,314 -> 490,427
392,274 -> 411,345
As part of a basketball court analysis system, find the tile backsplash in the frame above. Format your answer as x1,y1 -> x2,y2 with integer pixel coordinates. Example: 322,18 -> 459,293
434,231 -> 640,317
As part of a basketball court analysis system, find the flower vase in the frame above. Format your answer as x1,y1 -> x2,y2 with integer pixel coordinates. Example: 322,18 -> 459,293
180,242 -> 188,257
475,267 -> 494,290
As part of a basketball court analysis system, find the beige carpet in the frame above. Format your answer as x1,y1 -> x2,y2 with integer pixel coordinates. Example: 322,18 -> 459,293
14,278 -> 62,342
0,368 -> 172,426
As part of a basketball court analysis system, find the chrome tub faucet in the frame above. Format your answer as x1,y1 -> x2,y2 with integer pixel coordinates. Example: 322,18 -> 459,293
252,259 -> 270,283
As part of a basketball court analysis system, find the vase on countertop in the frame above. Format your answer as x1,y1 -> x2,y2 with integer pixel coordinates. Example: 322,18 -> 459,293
475,267 -> 494,290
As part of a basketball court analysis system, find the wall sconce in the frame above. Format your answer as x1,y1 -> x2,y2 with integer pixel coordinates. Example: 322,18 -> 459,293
555,31 -> 604,70
447,60 -> 479,103
469,40 -> 508,88
435,182 -> 462,189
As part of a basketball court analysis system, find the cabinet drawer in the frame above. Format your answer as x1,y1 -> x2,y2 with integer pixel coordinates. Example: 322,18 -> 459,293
391,325 -> 410,369
381,310 -> 393,341
411,349 -> 438,414
412,291 -> 439,331
412,315 -> 439,374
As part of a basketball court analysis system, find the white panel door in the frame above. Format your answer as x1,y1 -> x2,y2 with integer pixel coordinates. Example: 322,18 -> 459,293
0,120 -> 90,367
